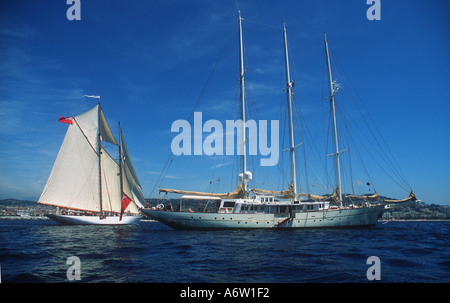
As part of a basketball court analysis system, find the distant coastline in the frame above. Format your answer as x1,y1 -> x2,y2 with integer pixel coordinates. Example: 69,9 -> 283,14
1,198 -> 449,221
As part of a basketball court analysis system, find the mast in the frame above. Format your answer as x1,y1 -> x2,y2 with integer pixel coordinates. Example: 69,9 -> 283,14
118,121 -> 124,218
238,10 -> 248,197
324,34 -> 343,207
97,101 -> 104,217
118,122 -> 124,196
283,22 -> 298,201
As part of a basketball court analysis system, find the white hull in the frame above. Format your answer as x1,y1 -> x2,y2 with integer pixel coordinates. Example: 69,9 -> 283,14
142,206 -> 382,230
46,214 -> 141,225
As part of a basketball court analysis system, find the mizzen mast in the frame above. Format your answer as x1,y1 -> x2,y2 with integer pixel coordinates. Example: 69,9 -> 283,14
324,34 -> 343,207
238,10 -> 249,197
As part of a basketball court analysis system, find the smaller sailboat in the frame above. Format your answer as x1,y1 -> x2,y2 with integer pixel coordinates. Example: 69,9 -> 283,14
38,103 -> 145,225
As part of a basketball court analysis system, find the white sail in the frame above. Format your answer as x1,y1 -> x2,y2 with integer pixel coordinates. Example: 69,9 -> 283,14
74,105 -> 100,151
40,104 -> 132,213
100,147 -> 122,213
120,127 -> 145,211
99,109 -> 117,145
39,112 -> 100,212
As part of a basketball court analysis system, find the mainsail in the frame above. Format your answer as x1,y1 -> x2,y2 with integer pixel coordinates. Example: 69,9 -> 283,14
39,104 -> 144,216
159,183 -> 245,199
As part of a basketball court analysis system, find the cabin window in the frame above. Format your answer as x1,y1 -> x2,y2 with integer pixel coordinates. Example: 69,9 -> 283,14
223,201 -> 236,208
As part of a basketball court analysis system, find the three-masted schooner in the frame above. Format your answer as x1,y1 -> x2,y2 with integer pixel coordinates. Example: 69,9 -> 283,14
141,12 -> 416,229
38,103 -> 145,225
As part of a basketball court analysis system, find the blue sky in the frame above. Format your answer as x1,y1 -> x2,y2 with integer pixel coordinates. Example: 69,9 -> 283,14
0,0 -> 449,204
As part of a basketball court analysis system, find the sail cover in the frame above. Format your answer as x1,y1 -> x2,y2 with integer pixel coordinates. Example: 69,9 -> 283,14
250,183 -> 294,199
347,191 -> 379,200
383,191 -> 417,203
299,188 -> 340,203
159,183 -> 245,199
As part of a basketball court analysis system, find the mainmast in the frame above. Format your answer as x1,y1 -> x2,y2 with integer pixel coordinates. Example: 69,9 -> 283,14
324,34 -> 343,207
238,10 -> 248,197
283,22 -> 298,201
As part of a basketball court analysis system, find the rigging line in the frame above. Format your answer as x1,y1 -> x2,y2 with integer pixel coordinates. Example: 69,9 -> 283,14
149,28 -> 235,197
335,101 -> 374,188
327,47 -> 410,194
335,103 -> 373,195
291,90 -> 335,193
187,27 -> 235,122
335,104 -> 409,192
149,153 -> 174,198
335,86 -> 410,192
243,17 -> 281,31
329,46 -> 412,191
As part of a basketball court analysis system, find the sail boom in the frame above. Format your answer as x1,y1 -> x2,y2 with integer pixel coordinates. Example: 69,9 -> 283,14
383,191 -> 417,204
159,183 -> 245,199
250,183 -> 294,199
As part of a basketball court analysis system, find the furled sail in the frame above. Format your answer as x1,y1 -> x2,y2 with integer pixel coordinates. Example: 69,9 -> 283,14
383,191 -> 417,204
250,183 -> 294,199
159,183 -> 245,199
347,191 -> 379,201
299,188 -> 340,203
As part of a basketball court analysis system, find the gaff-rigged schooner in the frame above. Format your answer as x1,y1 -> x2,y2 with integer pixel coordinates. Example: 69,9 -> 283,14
141,12 -> 416,229
38,103 -> 145,225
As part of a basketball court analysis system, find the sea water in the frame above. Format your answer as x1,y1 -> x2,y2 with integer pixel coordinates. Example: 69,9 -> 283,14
0,219 -> 448,283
